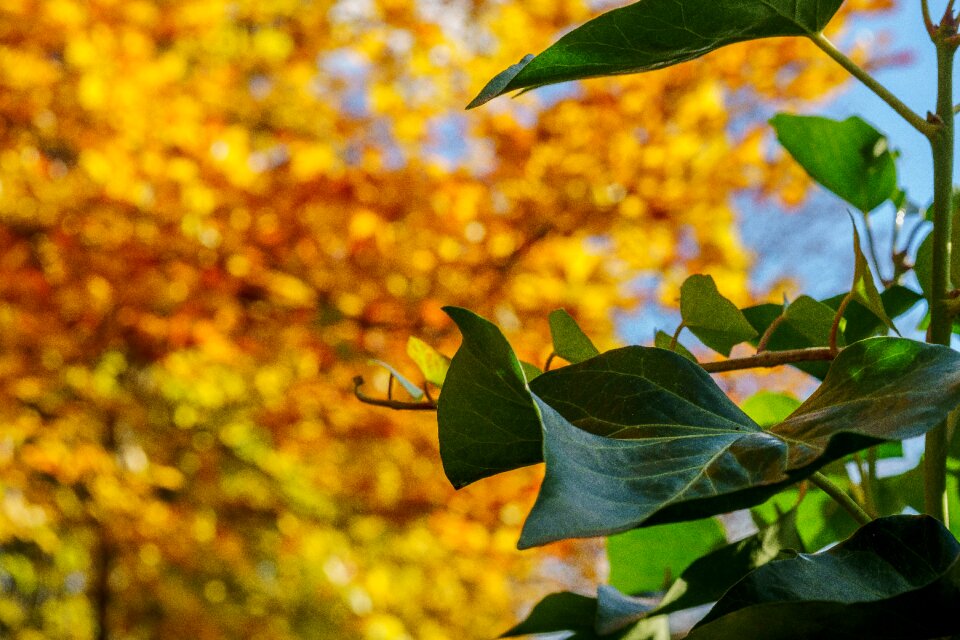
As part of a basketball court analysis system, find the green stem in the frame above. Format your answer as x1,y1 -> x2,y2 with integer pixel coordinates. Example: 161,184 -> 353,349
809,33 -> 936,137
810,472 -> 872,526
925,36 -> 957,524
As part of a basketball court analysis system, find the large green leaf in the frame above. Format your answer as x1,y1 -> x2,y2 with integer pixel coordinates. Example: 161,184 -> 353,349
680,274 -> 757,356
771,114 -> 897,213
519,338 -> 960,547
550,309 -> 600,364
687,516 -> 960,640
467,0 -> 843,108
607,518 -> 725,595
437,307 -> 542,488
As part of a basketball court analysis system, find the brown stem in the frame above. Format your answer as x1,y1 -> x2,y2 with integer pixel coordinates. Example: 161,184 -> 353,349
669,322 -> 686,351
353,376 -> 437,411
829,292 -> 854,356
699,347 -> 835,373
756,312 -> 787,353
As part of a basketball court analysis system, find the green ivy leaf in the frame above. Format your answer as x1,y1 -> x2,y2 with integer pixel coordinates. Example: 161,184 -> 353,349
437,307 -> 542,488
367,359 -> 424,401
549,309 -> 600,364
406,336 -> 450,387
468,0 -> 843,108
770,114 -> 897,213
519,338 -> 960,547
823,284 -> 922,343
680,274 -> 757,356
607,518 -> 725,596
687,516 -> 960,640
850,219 -> 899,334
653,330 -> 697,363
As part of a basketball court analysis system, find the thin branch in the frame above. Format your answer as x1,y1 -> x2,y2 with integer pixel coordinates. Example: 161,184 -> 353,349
353,376 -> 438,411
699,347 -> 835,373
756,311 -> 787,353
544,352 -> 557,372
809,33 -> 936,137
829,292 -> 854,356
924,0 -> 937,37
669,322 -> 686,351
810,472 -> 873,526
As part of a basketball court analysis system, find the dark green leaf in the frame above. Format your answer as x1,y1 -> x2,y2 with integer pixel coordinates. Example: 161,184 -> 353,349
742,303 -> 830,379
651,507 -> 805,618
607,518 -> 725,595
501,592 -> 598,637
520,361 -> 544,382
688,516 -> 960,640
595,586 -> 656,635
437,307 -> 542,488
654,330 -> 697,363
468,0 -> 843,107
850,220 -> 898,334
550,309 -> 600,364
771,114 -> 897,212
519,338 -> 960,547
680,275 -> 757,356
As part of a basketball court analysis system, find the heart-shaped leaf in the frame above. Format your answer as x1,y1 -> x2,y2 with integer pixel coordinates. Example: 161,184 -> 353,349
680,274 -> 757,356
437,307 -> 542,488
687,515 -> 960,640
468,0 -> 844,107
550,309 -> 600,364
771,114 -> 897,213
519,338 -> 960,547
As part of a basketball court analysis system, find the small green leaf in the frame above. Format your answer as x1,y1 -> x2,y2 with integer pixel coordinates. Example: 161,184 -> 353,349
770,114 -> 897,213
519,338 -> 960,547
653,330 -> 697,363
501,592 -> 598,638
406,336 -> 450,387
607,518 -> 725,595
851,219 -> 899,334
367,359 -> 424,401
469,0 -> 844,106
688,516 -> 960,640
437,307 -> 542,488
549,309 -> 600,364
680,274 -> 757,356
740,392 -> 801,429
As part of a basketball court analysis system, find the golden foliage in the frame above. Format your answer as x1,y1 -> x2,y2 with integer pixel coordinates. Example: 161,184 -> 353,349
0,0 -> 891,638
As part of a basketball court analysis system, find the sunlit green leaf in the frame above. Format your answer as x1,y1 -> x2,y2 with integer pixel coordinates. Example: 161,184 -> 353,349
607,518 -> 725,595
468,0 -> 843,107
406,336 -> 450,387
740,392 -> 801,429
771,114 -> 897,212
850,219 -> 898,334
680,274 -> 757,356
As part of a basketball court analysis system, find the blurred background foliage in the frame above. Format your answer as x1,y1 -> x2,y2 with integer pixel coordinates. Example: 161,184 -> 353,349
0,0 -> 893,638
